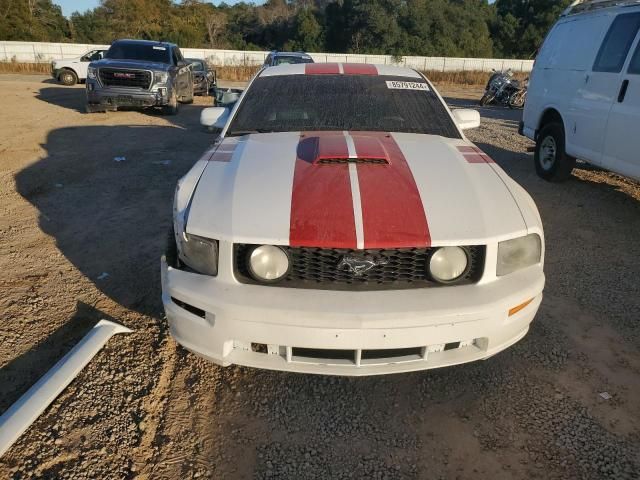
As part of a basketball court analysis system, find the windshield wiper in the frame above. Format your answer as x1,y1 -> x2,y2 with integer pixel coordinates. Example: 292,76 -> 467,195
226,129 -> 275,137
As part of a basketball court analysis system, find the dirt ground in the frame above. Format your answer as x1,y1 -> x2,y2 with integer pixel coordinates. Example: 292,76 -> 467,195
0,74 -> 639,480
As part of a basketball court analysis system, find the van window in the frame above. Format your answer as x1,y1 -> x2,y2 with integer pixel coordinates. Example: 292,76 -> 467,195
629,42 -> 640,74
536,16 -> 611,71
593,13 -> 640,73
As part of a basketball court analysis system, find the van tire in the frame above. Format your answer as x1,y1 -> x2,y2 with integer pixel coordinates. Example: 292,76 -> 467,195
59,69 -> 77,86
535,122 -> 576,182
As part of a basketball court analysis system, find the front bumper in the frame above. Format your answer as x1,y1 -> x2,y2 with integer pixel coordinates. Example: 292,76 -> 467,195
161,257 -> 545,376
86,80 -> 170,110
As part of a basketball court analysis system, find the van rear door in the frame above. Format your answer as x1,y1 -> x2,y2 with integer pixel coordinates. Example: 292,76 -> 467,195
569,12 -> 640,165
601,24 -> 640,180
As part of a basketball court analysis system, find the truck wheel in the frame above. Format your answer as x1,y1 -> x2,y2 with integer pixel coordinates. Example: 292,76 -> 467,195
163,92 -> 179,115
181,88 -> 194,104
59,70 -> 77,86
534,122 -> 576,182
85,103 -> 103,114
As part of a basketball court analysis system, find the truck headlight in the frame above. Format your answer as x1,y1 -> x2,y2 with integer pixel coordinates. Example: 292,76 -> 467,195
154,71 -> 168,84
497,234 -> 541,276
87,66 -> 97,79
178,233 -> 218,276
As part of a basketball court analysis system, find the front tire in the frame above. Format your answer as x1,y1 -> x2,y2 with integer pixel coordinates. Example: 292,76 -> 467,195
479,93 -> 494,106
534,122 -> 576,182
59,70 -> 77,86
162,92 -> 179,115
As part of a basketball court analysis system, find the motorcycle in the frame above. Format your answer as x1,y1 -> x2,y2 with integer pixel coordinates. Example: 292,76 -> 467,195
479,69 -> 527,109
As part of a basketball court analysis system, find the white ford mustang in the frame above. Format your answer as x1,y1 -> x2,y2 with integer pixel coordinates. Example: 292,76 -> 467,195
161,63 -> 545,376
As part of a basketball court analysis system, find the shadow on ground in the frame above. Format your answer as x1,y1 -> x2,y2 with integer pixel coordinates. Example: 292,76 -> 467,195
17,85 -> 213,317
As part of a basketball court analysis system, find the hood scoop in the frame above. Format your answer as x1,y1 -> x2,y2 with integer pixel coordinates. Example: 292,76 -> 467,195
297,132 -> 391,166
316,157 -> 389,165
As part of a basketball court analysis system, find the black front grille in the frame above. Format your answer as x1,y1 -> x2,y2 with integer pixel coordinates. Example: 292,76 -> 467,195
235,245 -> 485,291
99,68 -> 151,89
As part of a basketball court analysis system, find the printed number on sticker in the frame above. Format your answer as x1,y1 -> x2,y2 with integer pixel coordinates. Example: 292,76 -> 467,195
386,81 -> 430,91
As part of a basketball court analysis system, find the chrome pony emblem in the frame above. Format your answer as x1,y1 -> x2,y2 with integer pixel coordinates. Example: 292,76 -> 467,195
337,255 -> 389,277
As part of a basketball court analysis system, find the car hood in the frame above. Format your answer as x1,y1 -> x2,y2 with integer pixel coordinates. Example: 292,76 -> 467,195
186,131 -> 530,247
53,56 -> 81,64
90,58 -> 171,71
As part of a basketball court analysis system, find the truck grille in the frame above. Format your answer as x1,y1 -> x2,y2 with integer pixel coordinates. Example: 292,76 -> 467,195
234,245 -> 485,290
99,68 -> 151,89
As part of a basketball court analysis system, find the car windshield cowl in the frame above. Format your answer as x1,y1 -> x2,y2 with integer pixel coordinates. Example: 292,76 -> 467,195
227,74 -> 460,139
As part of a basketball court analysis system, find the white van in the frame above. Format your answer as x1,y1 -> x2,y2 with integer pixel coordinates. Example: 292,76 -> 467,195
521,0 -> 640,182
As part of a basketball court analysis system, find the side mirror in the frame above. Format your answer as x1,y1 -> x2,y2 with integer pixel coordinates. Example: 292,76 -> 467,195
200,107 -> 230,132
452,109 -> 481,130
177,60 -> 190,68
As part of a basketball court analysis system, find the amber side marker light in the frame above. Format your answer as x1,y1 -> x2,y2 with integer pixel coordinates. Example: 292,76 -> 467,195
509,298 -> 534,317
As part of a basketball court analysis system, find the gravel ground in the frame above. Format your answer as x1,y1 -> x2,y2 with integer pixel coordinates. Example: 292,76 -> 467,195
0,74 -> 639,480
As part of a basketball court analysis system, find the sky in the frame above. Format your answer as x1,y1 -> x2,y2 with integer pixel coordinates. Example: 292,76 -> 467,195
54,0 -> 259,17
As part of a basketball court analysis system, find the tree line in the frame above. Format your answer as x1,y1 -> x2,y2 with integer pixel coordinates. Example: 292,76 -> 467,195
0,0 -> 570,59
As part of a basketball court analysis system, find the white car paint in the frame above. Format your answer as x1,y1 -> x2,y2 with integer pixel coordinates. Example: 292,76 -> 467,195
51,49 -> 106,83
162,63 -> 545,376
522,3 -> 640,180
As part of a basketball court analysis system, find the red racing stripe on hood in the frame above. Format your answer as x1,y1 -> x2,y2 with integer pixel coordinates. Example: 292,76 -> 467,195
343,64 -> 378,75
209,137 -> 240,162
289,132 -> 357,248
352,132 -> 431,248
305,63 -> 341,75
457,145 -> 494,163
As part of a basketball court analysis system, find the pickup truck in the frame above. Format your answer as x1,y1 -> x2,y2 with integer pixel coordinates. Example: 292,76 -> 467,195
51,49 -> 107,85
86,39 -> 193,114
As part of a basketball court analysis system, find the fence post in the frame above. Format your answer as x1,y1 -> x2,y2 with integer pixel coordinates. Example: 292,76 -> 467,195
442,57 -> 446,72
32,44 -> 37,63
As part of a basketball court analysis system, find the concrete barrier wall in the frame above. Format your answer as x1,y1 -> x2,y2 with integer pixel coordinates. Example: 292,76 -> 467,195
0,41 -> 534,72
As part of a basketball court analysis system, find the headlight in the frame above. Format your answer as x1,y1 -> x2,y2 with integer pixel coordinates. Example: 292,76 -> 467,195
248,245 -> 290,282
497,234 -> 541,276
428,247 -> 469,283
178,233 -> 218,276
87,66 -> 97,79
154,71 -> 168,83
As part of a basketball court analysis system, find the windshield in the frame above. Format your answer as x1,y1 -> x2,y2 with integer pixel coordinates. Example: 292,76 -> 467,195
274,56 -> 313,65
227,75 -> 460,138
106,43 -> 170,63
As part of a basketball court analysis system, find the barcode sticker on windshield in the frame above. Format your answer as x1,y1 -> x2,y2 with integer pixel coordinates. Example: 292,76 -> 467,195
386,81 -> 429,91
153,46 -> 167,50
